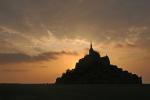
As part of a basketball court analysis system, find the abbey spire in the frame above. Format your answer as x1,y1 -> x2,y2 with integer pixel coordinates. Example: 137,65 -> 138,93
89,42 -> 94,55
90,42 -> 93,49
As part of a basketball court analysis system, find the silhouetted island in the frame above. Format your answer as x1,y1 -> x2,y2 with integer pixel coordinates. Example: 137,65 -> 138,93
56,43 -> 142,84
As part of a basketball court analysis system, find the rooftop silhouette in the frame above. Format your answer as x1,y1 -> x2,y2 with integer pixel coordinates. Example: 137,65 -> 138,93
55,43 -> 142,84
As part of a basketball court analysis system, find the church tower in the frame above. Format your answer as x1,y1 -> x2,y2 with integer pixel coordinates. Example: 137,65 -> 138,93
89,42 -> 101,58
89,42 -> 94,55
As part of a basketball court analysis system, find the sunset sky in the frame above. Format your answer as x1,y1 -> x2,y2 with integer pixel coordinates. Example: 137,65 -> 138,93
0,0 -> 150,83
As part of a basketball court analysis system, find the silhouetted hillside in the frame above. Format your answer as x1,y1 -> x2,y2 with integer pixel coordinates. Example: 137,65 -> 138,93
56,43 -> 142,84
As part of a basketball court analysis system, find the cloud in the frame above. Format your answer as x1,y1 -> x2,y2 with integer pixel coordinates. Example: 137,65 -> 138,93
0,51 -> 78,64
1,68 -> 30,72
0,25 -> 89,55
0,0 -> 150,39
0,0 -> 150,59
0,1 -> 150,42
126,43 -> 136,48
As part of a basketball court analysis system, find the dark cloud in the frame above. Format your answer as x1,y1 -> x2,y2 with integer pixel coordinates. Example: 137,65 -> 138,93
0,0 -> 150,38
0,0 -> 150,53
0,51 -> 78,64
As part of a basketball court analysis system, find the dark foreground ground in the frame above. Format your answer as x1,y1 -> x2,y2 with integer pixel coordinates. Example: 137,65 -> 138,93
0,84 -> 150,100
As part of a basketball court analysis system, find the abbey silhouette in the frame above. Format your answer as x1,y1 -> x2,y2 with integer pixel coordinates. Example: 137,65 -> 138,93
56,43 -> 142,84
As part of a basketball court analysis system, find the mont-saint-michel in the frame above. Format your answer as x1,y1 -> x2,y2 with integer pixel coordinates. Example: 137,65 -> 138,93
56,43 -> 142,84
0,43 -> 146,100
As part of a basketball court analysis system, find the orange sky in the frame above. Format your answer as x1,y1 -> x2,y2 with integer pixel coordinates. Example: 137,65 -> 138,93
0,45 -> 149,83
0,51 -> 84,83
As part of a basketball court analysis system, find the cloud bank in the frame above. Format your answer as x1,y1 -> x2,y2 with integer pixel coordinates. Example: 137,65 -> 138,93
0,0 -> 150,54
0,51 -> 78,64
